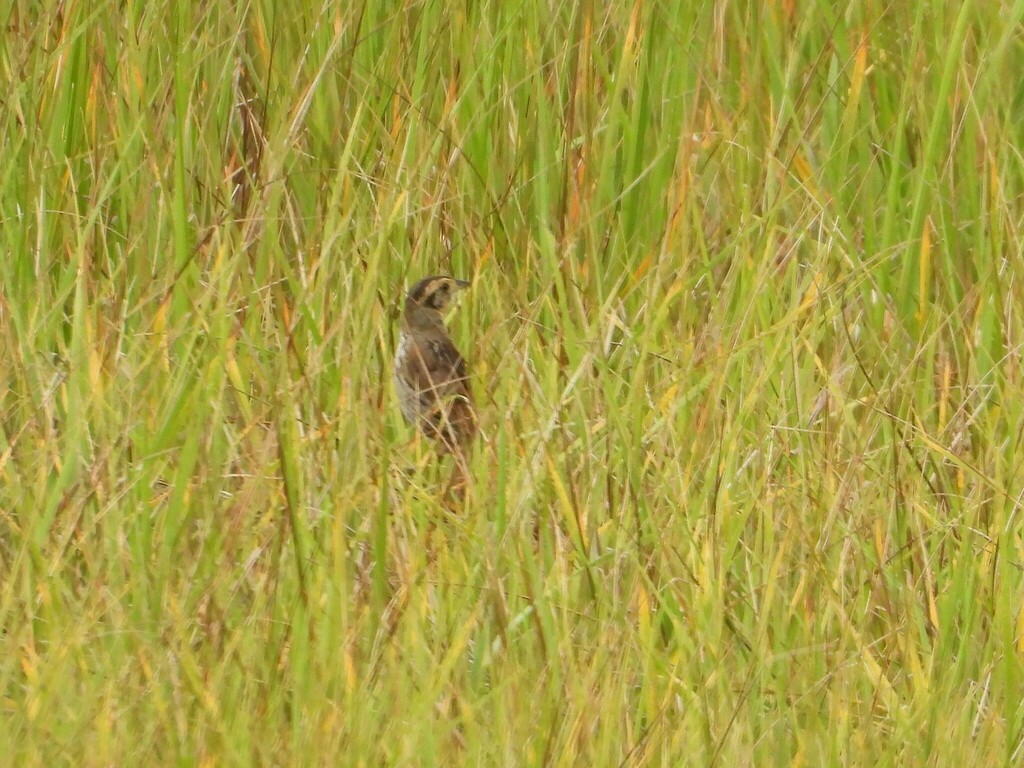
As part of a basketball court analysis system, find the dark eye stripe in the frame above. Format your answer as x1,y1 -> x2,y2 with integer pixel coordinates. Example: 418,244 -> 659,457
409,275 -> 447,302
428,284 -> 449,308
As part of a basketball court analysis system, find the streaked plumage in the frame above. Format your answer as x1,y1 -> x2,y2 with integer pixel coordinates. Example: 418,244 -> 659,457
393,276 -> 476,457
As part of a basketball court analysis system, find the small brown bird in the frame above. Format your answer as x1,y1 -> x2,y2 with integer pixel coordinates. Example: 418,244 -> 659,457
393,276 -> 477,465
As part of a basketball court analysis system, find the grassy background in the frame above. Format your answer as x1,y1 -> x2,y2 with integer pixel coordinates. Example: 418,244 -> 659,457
3,0 -> 1024,763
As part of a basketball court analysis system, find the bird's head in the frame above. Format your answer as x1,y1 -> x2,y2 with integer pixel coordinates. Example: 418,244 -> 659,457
403,275 -> 470,325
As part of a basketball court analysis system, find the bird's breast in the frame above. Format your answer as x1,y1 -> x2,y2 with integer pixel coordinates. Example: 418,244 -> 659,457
393,332 -> 419,424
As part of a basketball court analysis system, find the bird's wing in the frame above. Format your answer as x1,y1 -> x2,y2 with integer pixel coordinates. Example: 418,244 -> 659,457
407,335 -> 473,403
405,334 -> 476,450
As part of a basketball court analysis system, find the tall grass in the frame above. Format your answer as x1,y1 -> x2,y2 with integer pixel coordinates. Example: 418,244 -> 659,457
2,0 -> 1024,763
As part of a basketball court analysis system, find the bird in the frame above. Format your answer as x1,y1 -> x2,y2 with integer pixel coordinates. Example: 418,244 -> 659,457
393,275 -> 477,471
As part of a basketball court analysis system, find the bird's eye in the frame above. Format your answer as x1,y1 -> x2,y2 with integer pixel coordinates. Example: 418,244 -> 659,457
427,283 -> 449,308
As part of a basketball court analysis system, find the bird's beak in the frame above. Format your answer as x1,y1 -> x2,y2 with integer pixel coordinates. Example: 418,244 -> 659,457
455,279 -> 471,290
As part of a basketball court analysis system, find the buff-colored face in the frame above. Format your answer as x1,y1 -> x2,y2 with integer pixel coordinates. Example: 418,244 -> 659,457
406,275 -> 470,312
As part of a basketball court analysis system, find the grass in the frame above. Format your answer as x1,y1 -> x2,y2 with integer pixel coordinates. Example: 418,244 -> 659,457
2,0 -> 1024,764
